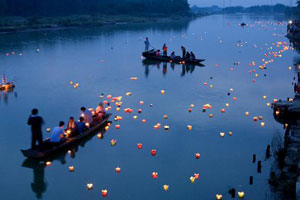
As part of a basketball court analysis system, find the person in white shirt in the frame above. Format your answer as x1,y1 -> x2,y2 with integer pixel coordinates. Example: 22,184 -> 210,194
81,107 -> 93,124
50,121 -> 66,144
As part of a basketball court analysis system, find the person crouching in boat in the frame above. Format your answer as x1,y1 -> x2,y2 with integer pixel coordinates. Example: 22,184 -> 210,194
27,108 -> 44,149
144,37 -> 150,52
67,117 -> 78,137
94,102 -> 106,121
170,51 -> 176,60
76,117 -> 87,134
156,50 -> 161,56
81,107 -> 93,124
163,44 -> 168,56
49,121 -> 66,145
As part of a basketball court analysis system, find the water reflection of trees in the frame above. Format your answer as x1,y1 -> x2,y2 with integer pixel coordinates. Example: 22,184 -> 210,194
142,59 -> 204,78
22,126 -> 108,199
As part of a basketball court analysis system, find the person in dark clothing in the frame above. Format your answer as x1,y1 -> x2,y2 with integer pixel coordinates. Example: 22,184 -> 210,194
27,109 -> 44,149
186,52 -> 191,61
190,51 -> 196,60
181,46 -> 186,59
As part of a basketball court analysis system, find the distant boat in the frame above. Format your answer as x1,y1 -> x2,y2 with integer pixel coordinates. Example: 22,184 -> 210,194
21,114 -> 111,159
142,50 -> 205,66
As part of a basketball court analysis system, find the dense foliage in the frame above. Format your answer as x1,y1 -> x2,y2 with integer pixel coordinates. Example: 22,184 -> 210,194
0,0 -> 190,16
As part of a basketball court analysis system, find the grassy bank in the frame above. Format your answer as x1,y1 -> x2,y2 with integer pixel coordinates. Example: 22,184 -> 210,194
0,14 -> 194,33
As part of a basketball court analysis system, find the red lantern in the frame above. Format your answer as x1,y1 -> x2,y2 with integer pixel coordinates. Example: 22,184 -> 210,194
115,125 -> 120,129
137,143 -> 142,149
195,153 -> 200,159
142,119 -> 146,123
194,173 -> 199,179
188,108 -> 192,112
138,109 -> 142,113
101,189 -> 108,197
253,117 -> 258,122
221,109 -> 225,113
115,167 -> 121,173
151,149 -> 157,156
152,172 -> 158,179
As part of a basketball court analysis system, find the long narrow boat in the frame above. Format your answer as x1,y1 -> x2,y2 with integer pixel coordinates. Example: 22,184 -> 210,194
21,113 -> 111,159
142,51 -> 205,65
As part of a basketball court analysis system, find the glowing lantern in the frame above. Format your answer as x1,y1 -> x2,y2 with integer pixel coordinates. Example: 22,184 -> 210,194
164,115 -> 168,119
187,125 -> 192,131
105,126 -> 109,131
245,112 -> 249,116
228,131 -> 233,136
220,132 -> 225,137
210,84 -> 213,88
266,103 -> 270,106
115,167 -> 121,173
116,107 -> 120,111
275,110 -> 280,115
190,176 -> 195,183
253,117 -> 258,122
225,103 -> 229,107
126,92 -> 132,96
163,185 -> 169,191
164,125 -> 169,130
97,133 -> 103,139
142,119 -> 146,123
261,122 -> 265,127
154,125 -> 159,130
238,191 -> 245,198
157,123 -> 161,128
133,115 -> 138,119
111,139 -> 117,146
101,189 -> 108,197
152,172 -> 158,179
190,104 -> 195,108
45,161 -> 52,166
69,166 -> 74,172
188,108 -> 192,112
263,96 -> 267,99
161,90 -> 165,95
87,183 -> 93,190
221,109 -> 225,113
194,173 -> 199,179
151,149 -> 157,156
204,82 -> 208,86
230,88 -> 234,92
233,97 -> 237,101
137,143 -> 143,149
130,77 -> 138,80
138,109 -> 142,113
69,81 -> 73,85
115,125 -> 120,129
46,128 -> 51,132
107,95 -> 112,99
273,99 -> 278,103
258,116 -> 263,120
216,194 -> 222,200
195,153 -> 200,159
140,101 -> 144,105
209,114 -> 214,118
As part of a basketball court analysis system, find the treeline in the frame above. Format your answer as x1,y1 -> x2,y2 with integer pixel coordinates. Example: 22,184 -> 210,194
0,0 -> 190,17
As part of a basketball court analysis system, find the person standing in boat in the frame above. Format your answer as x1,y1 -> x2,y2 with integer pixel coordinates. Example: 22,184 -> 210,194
162,44 -> 168,56
27,108 -> 44,149
49,121 -> 66,144
170,51 -> 176,60
190,51 -> 196,61
144,37 -> 150,52
81,107 -> 93,124
181,46 -> 186,59
186,52 -> 191,61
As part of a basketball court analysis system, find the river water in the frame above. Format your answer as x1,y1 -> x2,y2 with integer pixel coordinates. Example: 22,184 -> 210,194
0,14 -> 297,200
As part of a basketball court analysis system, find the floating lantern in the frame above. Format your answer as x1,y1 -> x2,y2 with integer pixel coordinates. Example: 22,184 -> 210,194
69,81 -> 73,85
210,84 -> 213,88
245,112 -> 249,116
194,173 -> 199,179
188,108 -> 192,112
253,117 -> 258,122
69,166 -> 74,172
233,97 -> 237,101
154,125 -> 159,130
142,119 -> 146,123
263,96 -> 267,99
261,122 -> 265,127
133,115 -> 138,119
266,103 -> 270,106
152,172 -> 158,179
275,110 -> 280,115
87,183 -> 93,190
115,167 -> 121,173
105,126 -> 109,131
126,92 -> 132,96
138,109 -> 142,113
114,116 -> 122,121
157,123 -> 161,128
164,125 -> 169,130
101,189 -> 108,197
216,194 -> 222,200
204,82 -> 208,86
258,116 -> 263,120
190,176 -> 195,183
107,95 -> 112,99
111,139 -> 117,146
220,132 -> 225,138
161,90 -> 165,95
187,125 -> 192,131
225,103 -> 229,107
230,88 -> 234,92
238,191 -> 245,198
164,115 -> 168,119
221,109 -> 225,113
130,77 -> 138,80
209,114 -> 213,118
273,99 -> 278,103
116,107 -> 120,111
137,143 -> 143,149
195,153 -> 200,159
97,133 -> 103,139
151,149 -> 157,156
228,131 -> 233,136
288,66 -> 292,70
45,161 -> 51,166
190,104 -> 195,108
115,125 -> 120,129
46,128 -> 51,132
163,185 -> 169,191
140,101 -> 144,105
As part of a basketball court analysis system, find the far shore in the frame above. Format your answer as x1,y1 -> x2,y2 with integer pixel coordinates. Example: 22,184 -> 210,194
0,14 -> 200,34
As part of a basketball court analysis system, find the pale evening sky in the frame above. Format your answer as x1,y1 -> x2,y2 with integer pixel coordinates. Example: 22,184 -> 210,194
189,0 -> 295,7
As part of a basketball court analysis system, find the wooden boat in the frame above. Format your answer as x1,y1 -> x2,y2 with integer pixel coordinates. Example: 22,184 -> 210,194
142,51 -> 205,65
21,113 -> 111,159
0,82 -> 15,91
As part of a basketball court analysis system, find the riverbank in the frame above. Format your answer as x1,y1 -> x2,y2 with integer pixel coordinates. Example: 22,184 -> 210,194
0,14 -> 195,34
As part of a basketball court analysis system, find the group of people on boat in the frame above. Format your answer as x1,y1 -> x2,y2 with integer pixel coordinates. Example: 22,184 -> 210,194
0,74 -> 14,91
144,37 -> 197,61
27,103 -> 106,149
287,20 -> 300,38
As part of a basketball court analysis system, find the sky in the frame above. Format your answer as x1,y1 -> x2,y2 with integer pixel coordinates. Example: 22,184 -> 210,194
188,0 -> 294,7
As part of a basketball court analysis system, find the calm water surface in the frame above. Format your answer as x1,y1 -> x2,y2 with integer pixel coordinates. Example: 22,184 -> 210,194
0,14 -> 297,200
